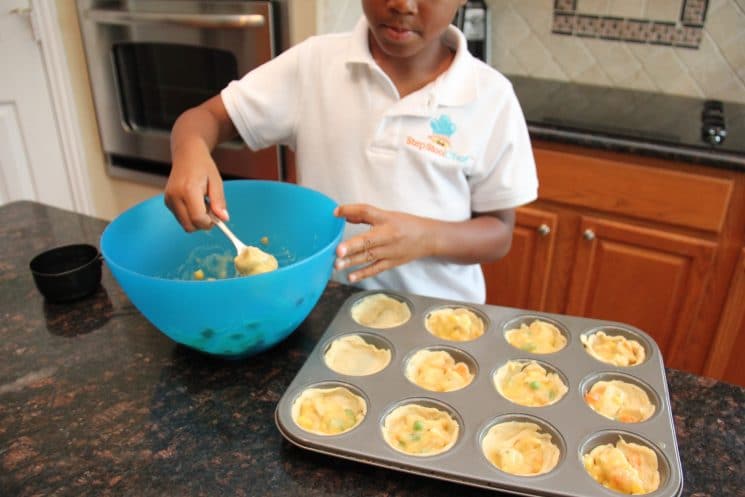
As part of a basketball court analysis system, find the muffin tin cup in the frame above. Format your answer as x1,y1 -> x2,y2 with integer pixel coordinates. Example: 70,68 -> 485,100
275,291 -> 683,497
580,371 -> 662,424
403,345 -> 478,392
492,357 -> 570,408
478,413 -> 566,478
321,331 -> 395,376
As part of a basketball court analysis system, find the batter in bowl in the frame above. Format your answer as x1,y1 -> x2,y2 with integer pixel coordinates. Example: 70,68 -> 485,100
234,245 -> 278,276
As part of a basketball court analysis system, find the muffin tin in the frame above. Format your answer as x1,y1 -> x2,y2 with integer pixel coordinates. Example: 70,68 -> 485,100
275,290 -> 683,497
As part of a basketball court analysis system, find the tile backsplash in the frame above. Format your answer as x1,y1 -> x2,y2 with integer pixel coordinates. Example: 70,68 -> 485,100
552,0 -> 706,48
315,0 -> 745,104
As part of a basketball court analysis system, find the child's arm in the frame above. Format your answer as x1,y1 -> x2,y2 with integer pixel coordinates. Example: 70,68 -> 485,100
334,204 -> 515,283
165,95 -> 238,232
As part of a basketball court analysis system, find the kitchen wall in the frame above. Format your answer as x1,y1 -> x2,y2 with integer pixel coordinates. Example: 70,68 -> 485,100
316,0 -> 745,104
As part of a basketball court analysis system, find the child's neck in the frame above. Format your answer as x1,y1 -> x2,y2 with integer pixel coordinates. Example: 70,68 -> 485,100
370,36 -> 455,98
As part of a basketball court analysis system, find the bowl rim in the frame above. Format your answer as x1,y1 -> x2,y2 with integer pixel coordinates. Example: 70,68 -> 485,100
100,180 -> 345,282
29,243 -> 102,277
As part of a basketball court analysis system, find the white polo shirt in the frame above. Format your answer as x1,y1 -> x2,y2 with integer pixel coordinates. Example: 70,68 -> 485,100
221,17 -> 538,303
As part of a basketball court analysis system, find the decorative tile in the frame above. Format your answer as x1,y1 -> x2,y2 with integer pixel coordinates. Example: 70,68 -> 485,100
552,12 -> 576,34
674,25 -> 704,47
650,21 -> 677,45
682,0 -> 708,25
600,16 -> 624,39
554,0 -> 577,12
549,0 -> 710,47
622,18 -> 653,43
575,14 -> 602,37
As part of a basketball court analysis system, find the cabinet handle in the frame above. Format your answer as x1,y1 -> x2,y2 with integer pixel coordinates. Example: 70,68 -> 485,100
537,224 -> 551,237
583,229 -> 596,241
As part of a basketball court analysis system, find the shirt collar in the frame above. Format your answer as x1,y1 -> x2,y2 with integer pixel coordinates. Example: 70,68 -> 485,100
346,17 -> 376,65
437,24 -> 479,107
345,17 -> 479,107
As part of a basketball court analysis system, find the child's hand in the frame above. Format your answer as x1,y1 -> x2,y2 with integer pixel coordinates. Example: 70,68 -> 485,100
164,144 -> 227,232
334,204 -> 437,283
165,95 -> 235,232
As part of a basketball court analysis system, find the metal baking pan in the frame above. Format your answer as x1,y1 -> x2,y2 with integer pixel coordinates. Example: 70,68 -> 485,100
275,290 -> 683,497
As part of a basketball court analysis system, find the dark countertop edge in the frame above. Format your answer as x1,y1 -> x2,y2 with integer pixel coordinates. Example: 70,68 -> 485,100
528,124 -> 745,173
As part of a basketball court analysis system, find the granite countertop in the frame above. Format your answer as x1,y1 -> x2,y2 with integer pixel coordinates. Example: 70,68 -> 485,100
508,75 -> 745,172
1,200 -> 743,497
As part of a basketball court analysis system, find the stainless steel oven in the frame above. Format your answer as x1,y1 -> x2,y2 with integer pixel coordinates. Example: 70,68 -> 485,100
76,0 -> 287,184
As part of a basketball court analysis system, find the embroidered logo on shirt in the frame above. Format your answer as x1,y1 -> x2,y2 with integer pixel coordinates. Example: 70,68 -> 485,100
429,115 -> 456,148
406,114 -> 471,163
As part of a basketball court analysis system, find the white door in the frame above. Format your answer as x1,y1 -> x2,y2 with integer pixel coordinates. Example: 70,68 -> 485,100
0,0 -> 74,209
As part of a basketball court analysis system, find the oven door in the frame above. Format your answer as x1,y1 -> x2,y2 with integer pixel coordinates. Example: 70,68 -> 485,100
77,0 -> 281,183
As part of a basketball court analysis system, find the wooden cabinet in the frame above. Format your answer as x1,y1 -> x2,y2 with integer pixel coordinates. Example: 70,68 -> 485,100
482,207 -> 557,310
704,248 -> 745,386
484,140 -> 745,382
564,215 -> 716,367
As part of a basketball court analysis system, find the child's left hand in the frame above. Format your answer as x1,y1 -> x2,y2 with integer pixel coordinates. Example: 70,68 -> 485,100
334,203 -> 437,283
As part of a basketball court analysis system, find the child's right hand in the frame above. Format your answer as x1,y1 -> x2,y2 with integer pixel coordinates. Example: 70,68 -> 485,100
164,142 -> 227,232
164,96 -> 236,232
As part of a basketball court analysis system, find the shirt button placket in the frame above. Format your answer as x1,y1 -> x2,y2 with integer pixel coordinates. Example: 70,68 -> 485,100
428,93 -> 437,113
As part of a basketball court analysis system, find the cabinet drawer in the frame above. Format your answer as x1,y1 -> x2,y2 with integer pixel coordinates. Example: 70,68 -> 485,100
534,148 -> 733,233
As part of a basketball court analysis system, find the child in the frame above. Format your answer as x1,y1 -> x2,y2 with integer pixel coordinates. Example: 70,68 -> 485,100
165,0 -> 538,304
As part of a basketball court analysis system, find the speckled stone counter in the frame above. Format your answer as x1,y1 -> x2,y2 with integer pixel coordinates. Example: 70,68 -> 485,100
1,201 -> 743,497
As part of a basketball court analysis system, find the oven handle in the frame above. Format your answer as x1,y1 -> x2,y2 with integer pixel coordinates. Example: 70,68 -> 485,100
84,8 -> 266,29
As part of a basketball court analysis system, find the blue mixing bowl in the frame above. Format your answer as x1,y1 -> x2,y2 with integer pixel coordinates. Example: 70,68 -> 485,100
100,180 -> 344,358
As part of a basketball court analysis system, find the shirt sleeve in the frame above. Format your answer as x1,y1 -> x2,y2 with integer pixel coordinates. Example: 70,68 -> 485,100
469,85 -> 539,213
220,41 -> 304,150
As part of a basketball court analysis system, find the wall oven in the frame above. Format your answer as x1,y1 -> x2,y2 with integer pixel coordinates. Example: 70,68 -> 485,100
76,0 -> 286,184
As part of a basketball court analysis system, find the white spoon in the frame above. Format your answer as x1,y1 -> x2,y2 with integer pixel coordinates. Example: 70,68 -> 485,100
209,212 -> 247,252
208,212 -> 278,276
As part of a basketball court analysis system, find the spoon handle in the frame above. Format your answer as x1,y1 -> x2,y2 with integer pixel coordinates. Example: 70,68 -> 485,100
208,212 -> 246,253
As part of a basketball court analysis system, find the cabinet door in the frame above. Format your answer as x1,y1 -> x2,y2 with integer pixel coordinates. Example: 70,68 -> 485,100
483,207 -> 558,310
565,216 -> 716,367
704,248 -> 745,387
